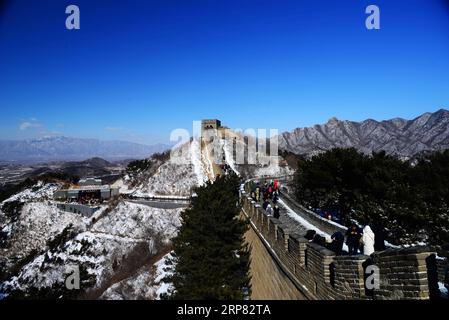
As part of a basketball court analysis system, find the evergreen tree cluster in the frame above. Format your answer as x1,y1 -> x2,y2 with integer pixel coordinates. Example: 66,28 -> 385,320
166,173 -> 251,299
293,148 -> 449,246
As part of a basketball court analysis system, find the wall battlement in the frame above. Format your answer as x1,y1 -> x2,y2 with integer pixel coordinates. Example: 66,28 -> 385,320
241,192 -> 447,300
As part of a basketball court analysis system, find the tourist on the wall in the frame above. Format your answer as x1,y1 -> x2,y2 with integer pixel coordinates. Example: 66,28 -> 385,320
372,223 -> 386,251
305,230 -> 316,242
312,234 -> 326,246
329,231 -> 345,255
266,204 -> 273,216
361,225 -> 376,256
262,199 -> 269,210
273,204 -> 280,219
346,225 -> 362,255
262,187 -> 269,201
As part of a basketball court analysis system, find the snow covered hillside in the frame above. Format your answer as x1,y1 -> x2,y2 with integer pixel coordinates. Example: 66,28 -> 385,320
219,131 -> 293,179
99,251 -> 174,300
0,181 -> 182,299
0,129 -> 293,300
121,139 -> 214,197
121,131 -> 293,198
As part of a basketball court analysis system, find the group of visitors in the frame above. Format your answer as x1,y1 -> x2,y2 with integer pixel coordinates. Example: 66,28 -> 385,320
262,199 -> 280,219
250,179 -> 280,203
220,163 -> 233,175
250,179 -> 282,219
305,223 -> 386,256
249,180 -> 388,257
345,224 -> 386,255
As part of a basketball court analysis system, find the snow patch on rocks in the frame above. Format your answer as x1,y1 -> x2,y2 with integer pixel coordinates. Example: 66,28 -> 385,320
129,140 -> 211,197
91,201 -> 182,242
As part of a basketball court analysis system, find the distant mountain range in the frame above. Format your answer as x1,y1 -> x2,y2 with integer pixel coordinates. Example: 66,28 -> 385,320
279,109 -> 449,158
0,136 -> 170,162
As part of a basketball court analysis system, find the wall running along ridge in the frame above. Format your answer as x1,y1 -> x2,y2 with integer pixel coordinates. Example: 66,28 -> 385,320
241,188 -> 448,300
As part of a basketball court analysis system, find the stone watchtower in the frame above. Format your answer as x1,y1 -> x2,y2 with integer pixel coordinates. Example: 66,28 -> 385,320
201,119 -> 221,132
201,119 -> 223,140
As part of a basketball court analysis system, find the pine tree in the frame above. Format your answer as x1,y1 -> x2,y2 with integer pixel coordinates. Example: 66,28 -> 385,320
293,148 -> 449,245
166,173 -> 251,299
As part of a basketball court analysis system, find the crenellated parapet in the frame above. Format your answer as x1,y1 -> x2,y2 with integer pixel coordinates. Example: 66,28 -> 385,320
241,192 -> 446,300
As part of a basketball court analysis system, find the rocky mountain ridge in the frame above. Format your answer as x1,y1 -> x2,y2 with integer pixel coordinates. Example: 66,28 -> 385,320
279,109 -> 449,158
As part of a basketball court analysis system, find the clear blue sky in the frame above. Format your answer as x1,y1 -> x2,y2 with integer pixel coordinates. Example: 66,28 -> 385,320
1,0 -> 449,144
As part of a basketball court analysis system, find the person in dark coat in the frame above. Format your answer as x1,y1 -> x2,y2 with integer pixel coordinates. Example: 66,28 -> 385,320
305,230 -> 316,241
273,205 -> 280,219
262,199 -> 269,211
312,234 -> 326,247
346,225 -> 361,255
372,223 -> 386,251
329,231 -> 344,255
262,190 -> 269,201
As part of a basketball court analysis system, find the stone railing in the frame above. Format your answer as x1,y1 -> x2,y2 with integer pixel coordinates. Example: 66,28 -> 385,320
241,191 -> 446,300
279,191 -> 347,235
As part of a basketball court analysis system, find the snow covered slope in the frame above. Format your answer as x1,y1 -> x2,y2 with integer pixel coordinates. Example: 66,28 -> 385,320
99,251 -> 174,300
123,139 -> 215,197
219,131 -> 293,179
0,181 -> 182,299
0,127 -> 294,300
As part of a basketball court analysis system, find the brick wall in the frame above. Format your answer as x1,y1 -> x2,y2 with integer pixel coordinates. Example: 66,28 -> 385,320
241,192 -> 442,300
371,248 -> 438,299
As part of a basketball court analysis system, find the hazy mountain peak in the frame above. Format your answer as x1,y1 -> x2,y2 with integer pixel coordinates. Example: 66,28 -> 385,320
0,136 -> 170,163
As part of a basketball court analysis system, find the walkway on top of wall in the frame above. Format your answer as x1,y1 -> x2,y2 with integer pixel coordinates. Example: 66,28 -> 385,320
248,177 -> 345,241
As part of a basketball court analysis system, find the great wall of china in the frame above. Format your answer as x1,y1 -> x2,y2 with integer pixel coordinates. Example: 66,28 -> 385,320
198,120 -> 448,300
240,183 -> 449,300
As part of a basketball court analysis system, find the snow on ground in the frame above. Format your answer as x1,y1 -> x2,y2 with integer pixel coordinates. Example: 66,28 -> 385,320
99,251 -> 174,300
0,182 -> 92,265
1,230 -> 134,293
154,252 -> 174,299
221,138 -> 240,175
111,178 -> 126,191
254,161 -> 293,178
439,282 -> 448,299
278,197 -> 408,251
1,181 -> 59,204
91,201 -> 182,243
0,158 -> 187,298
129,140 -> 211,197
0,174 -> 186,298
278,198 -> 351,252
117,176 -> 137,195
278,199 -> 331,240
99,264 -> 156,300
191,138 -> 210,185
1,202 -> 90,261
1,197 -> 183,298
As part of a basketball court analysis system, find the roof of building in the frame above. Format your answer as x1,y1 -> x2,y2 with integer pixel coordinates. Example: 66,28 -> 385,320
201,119 -> 221,123
79,178 -> 102,185
70,185 -> 112,191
